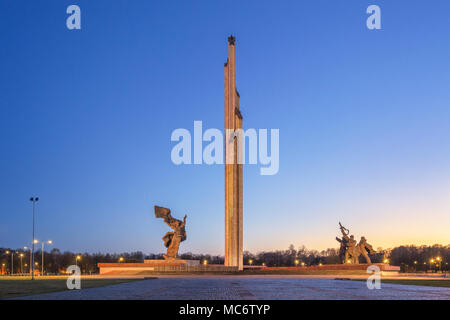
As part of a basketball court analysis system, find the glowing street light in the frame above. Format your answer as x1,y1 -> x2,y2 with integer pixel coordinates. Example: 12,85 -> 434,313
40,240 -> 53,275
301,262 -> 305,266
24,246 -> 33,275
5,250 -> 13,275
203,260 -> 208,266
119,257 -> 124,263
294,259 -> 299,266
76,255 -> 82,271
436,257 -> 442,272
383,259 -> 389,264
19,253 -> 24,273
248,259 -> 253,265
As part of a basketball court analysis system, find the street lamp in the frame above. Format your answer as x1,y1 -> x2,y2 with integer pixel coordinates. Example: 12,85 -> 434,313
248,259 -> 253,266
429,259 -> 435,272
5,250 -> 13,275
76,255 -> 81,271
24,246 -> 33,275
30,196 -> 39,280
19,253 -> 24,274
119,257 -> 124,263
294,259 -> 299,266
40,240 -> 52,275
436,257 -> 442,273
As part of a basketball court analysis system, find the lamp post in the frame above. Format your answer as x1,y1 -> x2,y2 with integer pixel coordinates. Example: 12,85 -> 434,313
76,255 -> 81,272
41,240 -> 52,275
30,196 -> 39,280
19,253 -> 24,274
5,251 -> 13,275
430,259 -> 435,272
24,246 -> 32,275
436,257 -> 442,273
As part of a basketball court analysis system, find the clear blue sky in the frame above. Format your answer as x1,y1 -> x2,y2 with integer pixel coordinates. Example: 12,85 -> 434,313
1,1 -> 449,255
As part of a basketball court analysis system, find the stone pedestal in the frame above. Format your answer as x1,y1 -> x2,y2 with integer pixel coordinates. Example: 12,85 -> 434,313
251,263 -> 400,275
143,259 -> 200,267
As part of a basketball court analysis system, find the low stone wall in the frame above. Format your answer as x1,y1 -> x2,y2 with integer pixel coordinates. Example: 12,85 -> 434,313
98,262 -> 399,275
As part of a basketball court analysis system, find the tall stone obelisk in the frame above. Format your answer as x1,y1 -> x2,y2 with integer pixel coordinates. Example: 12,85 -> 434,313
224,35 -> 243,271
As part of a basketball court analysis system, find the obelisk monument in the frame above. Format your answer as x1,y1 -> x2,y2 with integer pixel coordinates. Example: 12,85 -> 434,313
224,35 -> 243,271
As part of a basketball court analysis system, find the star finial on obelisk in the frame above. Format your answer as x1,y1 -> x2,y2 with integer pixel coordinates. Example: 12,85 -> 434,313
228,35 -> 236,45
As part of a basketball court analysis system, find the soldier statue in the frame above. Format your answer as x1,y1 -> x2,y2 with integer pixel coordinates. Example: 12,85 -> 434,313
336,222 -> 376,264
154,206 -> 187,260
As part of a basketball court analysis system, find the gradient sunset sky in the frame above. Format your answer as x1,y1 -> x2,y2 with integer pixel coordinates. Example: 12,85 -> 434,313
1,0 -> 449,255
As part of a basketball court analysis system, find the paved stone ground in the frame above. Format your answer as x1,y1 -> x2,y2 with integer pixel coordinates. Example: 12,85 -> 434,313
14,277 -> 450,300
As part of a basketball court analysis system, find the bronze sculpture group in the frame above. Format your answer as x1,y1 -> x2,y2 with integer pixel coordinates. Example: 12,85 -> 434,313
336,222 -> 376,264
152,205 -> 377,265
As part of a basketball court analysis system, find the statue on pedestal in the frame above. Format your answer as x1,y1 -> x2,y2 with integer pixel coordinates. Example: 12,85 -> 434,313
154,206 -> 187,260
336,222 -> 376,264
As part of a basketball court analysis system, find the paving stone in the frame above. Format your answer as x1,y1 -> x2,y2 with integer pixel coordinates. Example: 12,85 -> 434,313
13,277 -> 450,300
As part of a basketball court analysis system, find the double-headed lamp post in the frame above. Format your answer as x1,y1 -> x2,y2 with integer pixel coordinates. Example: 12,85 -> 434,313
30,196 -> 39,280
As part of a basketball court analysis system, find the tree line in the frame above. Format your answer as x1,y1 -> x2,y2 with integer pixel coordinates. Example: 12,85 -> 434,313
0,244 -> 448,274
